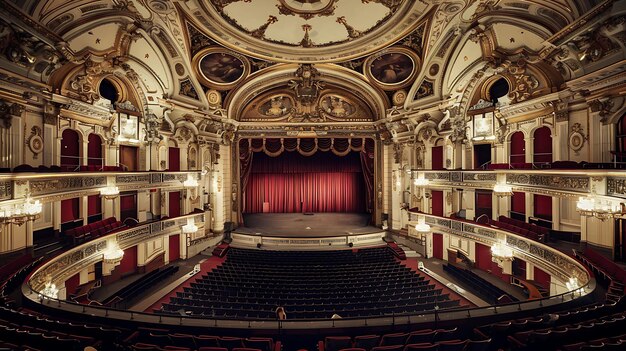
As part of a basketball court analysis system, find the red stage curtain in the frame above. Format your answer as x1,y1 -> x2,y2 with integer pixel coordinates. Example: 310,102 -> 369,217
87,133 -> 102,166
510,131 -> 525,163
245,151 -> 366,213
431,190 -> 443,216
431,146 -> 443,170
533,127 -> 552,164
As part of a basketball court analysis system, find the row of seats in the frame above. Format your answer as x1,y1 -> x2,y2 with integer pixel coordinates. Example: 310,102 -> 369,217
318,328 -> 490,351
9,164 -> 125,173
442,264 -> 516,304
103,265 -> 179,307
126,327 -> 281,351
474,301 -> 625,351
64,216 -> 124,245
575,248 -> 626,287
160,247 -> 460,319
490,215 -> 549,243
486,161 -> 626,170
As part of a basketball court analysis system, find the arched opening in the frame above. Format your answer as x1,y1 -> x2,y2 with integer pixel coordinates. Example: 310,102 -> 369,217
509,131 -> 525,164
533,126 -> 552,165
99,78 -> 119,103
87,133 -> 102,168
489,77 -> 510,105
61,129 -> 80,169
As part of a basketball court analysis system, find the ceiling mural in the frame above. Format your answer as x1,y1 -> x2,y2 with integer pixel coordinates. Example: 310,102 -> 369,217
2,0 -> 621,143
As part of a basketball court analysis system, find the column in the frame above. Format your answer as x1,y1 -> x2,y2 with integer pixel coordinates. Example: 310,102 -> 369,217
212,161 -> 225,234
81,140 -> 89,166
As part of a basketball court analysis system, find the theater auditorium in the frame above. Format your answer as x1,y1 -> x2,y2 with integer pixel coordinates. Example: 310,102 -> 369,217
0,0 -> 625,350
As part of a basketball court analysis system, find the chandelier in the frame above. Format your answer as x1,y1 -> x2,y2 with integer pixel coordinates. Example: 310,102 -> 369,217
413,176 -> 429,187
103,245 -> 124,264
491,241 -> 514,262
100,186 -> 120,200
183,174 -> 199,188
415,223 -> 431,234
576,196 -> 625,221
39,281 -> 59,300
493,183 -> 513,197
0,193 -> 42,228
182,217 -> 198,234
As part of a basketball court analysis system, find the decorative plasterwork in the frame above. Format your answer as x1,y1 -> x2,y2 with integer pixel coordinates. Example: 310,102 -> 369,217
26,126 -> 43,159
506,174 -> 589,192
607,177 -> 626,199
0,181 -> 12,201
30,177 -> 107,196
568,123 -> 587,155
192,0 -> 430,63
0,100 -> 25,128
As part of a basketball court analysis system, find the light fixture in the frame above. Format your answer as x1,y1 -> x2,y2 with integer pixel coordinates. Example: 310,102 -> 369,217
576,196 -> 625,221
491,241 -> 514,262
414,176 -> 429,187
415,223 -> 431,234
100,186 -> 120,200
103,246 -> 124,264
39,281 -> 59,300
183,174 -> 199,188
182,217 -> 198,234
493,183 -> 513,197
0,192 -> 42,228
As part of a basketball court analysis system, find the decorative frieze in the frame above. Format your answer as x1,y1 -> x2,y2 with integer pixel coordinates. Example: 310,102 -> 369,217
116,174 -> 151,184
0,181 -> 12,201
607,177 -> 626,199
506,174 -> 589,192
424,172 -> 449,181
30,176 -> 106,195
463,172 -> 497,182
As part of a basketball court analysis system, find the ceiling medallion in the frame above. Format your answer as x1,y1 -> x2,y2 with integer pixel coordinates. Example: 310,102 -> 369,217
277,0 -> 336,19
192,47 -> 251,90
363,46 -> 420,90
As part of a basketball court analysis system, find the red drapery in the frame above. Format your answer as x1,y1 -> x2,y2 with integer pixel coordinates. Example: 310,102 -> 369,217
243,150 -> 367,213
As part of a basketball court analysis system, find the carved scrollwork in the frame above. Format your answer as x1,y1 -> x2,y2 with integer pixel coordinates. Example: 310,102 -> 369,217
507,174 -> 589,192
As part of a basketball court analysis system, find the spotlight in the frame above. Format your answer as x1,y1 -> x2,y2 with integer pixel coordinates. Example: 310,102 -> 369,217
256,243 -> 262,249
348,242 -> 353,248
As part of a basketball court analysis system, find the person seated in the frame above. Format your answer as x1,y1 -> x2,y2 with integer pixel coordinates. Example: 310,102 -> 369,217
276,306 -> 287,320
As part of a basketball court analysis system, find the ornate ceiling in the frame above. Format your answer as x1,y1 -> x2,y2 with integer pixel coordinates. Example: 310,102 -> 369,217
1,0 -> 623,143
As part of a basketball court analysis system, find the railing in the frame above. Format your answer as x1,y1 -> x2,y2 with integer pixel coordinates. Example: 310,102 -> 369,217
0,171 -> 202,204
406,211 -> 589,286
21,212 -> 595,331
411,169 -> 626,200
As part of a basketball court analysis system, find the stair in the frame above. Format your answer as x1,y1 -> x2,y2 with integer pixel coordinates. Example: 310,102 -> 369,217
398,244 -> 421,258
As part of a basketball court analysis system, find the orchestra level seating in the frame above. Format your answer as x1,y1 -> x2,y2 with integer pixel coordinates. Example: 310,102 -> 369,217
159,247 -> 460,319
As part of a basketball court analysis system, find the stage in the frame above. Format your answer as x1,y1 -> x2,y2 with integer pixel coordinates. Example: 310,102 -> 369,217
236,213 -> 378,237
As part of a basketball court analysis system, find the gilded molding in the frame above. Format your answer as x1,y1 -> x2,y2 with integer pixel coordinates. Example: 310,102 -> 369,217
30,176 -> 106,196
506,174 -> 589,192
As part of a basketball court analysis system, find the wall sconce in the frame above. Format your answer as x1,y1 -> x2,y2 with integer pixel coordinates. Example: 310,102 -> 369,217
493,183 -> 513,197
415,216 -> 431,234
183,174 -> 199,201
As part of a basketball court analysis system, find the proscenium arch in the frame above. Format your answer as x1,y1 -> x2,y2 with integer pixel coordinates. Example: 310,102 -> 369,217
226,64 -> 389,122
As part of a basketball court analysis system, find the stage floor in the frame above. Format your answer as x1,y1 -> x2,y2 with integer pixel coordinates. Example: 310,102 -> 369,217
237,213 -> 378,237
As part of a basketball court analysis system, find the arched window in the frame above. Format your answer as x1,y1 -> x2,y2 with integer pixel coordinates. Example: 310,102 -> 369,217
533,127 -> 552,165
509,131 -> 525,164
61,129 -> 80,169
87,133 -> 102,167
